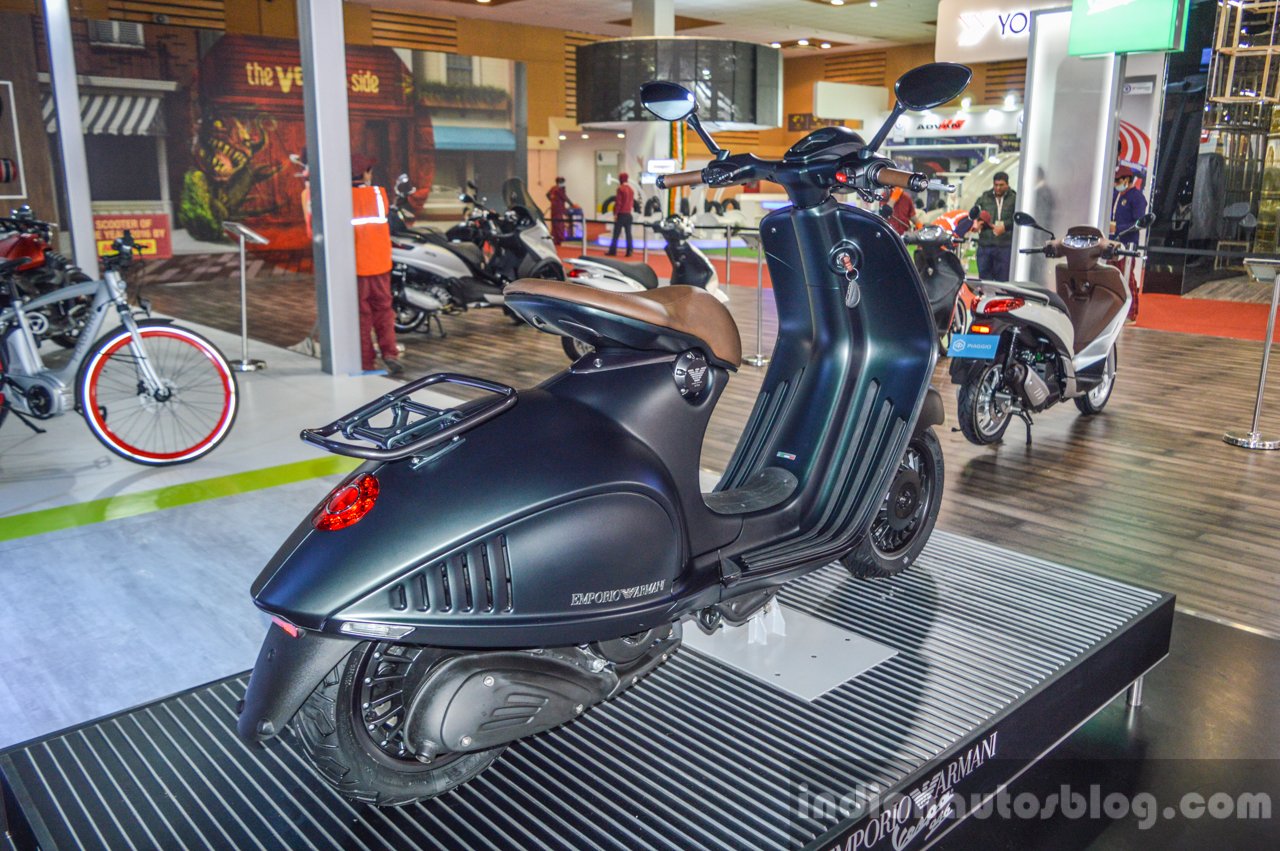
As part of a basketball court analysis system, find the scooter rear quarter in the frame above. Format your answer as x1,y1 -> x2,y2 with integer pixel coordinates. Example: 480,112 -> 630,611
250,383 -> 707,649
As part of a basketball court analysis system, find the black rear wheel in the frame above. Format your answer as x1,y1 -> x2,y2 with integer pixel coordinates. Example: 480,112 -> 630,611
295,642 -> 506,806
839,427 -> 945,578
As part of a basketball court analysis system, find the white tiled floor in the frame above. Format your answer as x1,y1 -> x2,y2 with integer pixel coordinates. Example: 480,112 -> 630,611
0,321 -> 455,517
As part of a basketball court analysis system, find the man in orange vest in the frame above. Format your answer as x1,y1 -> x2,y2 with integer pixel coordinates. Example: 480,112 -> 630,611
350,153 -> 403,375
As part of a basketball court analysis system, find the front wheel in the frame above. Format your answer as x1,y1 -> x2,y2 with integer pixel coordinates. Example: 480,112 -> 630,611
956,360 -> 1012,445
562,335 -> 594,361
295,642 -> 507,806
1075,344 -> 1117,415
839,427 -> 945,578
78,323 -> 238,465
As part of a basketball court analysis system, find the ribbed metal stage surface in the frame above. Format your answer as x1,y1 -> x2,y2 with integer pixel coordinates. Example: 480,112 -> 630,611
1,531 -> 1173,851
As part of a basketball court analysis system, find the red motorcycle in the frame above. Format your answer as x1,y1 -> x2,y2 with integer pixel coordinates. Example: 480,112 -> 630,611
0,206 -> 91,348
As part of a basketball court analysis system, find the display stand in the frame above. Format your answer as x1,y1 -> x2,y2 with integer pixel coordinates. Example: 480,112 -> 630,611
221,221 -> 270,373
0,531 -> 1173,851
1223,258 -> 1280,450
743,231 -> 770,368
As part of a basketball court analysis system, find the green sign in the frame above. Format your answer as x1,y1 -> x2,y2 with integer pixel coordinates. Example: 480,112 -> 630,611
1068,0 -> 1189,56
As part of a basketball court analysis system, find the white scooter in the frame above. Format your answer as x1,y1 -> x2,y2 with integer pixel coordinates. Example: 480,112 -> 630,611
389,176 -> 564,333
947,210 -> 1154,445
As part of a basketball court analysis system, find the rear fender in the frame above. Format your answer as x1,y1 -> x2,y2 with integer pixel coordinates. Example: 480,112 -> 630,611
915,386 -> 945,435
236,622 -> 359,743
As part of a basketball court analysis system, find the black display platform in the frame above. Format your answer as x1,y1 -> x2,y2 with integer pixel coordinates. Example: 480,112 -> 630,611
0,531 -> 1173,850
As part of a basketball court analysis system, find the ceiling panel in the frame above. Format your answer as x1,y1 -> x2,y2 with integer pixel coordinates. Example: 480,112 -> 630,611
364,0 -> 941,52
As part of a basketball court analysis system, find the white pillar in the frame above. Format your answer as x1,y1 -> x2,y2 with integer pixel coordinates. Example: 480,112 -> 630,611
632,0 -> 675,37
41,0 -> 97,275
298,0 -> 360,376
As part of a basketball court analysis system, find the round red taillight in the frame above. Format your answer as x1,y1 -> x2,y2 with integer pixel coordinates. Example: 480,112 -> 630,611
313,473 -> 380,531
567,268 -> 586,279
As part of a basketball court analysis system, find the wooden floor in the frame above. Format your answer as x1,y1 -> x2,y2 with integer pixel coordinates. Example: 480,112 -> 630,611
145,268 -> 1280,637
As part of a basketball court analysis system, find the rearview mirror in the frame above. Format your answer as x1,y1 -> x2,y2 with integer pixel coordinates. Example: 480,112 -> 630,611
640,81 -> 697,122
1137,212 -> 1156,229
1013,211 -> 1038,228
895,63 -> 973,112
459,193 -> 474,204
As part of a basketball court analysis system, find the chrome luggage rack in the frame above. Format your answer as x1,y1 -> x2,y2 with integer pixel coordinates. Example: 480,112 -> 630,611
300,373 -> 517,461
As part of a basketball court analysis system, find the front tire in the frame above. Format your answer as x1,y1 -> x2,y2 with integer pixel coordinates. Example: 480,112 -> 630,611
956,361 -> 1011,445
1075,344 -> 1117,415
78,323 -> 238,465
295,642 -> 506,806
562,335 -> 594,361
839,427 -> 945,578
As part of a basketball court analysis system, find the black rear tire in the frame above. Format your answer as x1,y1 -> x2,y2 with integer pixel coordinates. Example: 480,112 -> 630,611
295,643 -> 506,806
839,427 -> 945,578
394,302 -> 426,333
956,361 -> 1011,445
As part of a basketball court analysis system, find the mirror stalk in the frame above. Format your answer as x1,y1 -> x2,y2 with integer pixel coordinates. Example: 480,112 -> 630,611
685,114 -> 725,159
863,103 -> 905,157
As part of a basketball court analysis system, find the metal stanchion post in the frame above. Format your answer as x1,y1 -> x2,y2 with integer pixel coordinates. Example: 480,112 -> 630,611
744,232 -> 769,368
724,227 -> 732,286
221,221 -> 269,372
642,222 -> 649,266
1224,258 -> 1280,449
582,217 -> 589,257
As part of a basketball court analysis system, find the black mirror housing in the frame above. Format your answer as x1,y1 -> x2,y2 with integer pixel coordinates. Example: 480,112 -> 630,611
895,63 -> 973,111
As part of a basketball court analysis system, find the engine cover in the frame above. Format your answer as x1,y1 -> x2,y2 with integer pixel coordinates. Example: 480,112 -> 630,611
404,625 -> 679,759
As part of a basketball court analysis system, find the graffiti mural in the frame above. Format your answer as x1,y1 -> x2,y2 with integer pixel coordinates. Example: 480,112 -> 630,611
180,114 -> 282,242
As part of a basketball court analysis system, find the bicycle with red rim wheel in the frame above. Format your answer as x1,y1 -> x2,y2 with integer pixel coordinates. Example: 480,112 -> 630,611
0,232 -> 237,466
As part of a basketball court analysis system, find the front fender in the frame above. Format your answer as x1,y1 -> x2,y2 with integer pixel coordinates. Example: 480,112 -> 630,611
236,622 -> 359,743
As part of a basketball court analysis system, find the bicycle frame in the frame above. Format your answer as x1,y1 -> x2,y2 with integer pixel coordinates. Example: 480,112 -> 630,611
2,269 -> 165,410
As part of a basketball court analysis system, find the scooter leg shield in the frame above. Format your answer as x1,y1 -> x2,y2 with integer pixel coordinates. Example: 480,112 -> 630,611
237,623 -> 359,744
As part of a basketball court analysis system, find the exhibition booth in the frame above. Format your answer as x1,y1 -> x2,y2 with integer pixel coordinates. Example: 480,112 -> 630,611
1,0 -> 1278,848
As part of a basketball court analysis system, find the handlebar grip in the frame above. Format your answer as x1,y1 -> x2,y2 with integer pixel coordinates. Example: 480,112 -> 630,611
875,167 -> 928,192
1019,248 -> 1044,255
657,170 -> 705,189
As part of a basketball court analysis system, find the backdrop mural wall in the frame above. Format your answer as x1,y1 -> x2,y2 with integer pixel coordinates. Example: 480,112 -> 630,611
25,17 -> 520,260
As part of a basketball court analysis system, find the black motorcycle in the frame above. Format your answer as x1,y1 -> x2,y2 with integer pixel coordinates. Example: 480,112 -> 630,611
237,62 -> 969,805
903,219 -> 969,344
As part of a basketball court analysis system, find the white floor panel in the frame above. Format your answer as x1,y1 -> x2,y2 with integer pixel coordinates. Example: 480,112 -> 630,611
0,322 -> 456,517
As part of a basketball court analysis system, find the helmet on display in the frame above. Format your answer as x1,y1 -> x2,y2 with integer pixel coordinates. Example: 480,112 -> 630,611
11,204 -> 34,221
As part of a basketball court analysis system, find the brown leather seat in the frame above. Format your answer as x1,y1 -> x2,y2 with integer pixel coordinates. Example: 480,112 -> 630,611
505,279 -> 742,368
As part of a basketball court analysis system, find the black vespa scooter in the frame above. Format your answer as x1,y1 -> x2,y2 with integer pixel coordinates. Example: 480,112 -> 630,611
237,63 -> 970,806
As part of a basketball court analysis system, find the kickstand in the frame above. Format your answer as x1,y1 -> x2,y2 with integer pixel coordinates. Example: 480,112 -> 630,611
3,405 -> 46,434
1016,410 -> 1033,445
430,313 -> 447,339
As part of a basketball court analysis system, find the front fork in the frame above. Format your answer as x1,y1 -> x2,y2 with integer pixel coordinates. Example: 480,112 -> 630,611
116,301 -> 168,397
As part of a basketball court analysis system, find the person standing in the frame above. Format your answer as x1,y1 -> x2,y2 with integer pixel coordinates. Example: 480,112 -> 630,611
350,153 -> 403,376
1111,166 -> 1149,321
970,171 -> 1016,281
607,172 -> 635,257
546,177 -> 573,245
881,186 -> 917,235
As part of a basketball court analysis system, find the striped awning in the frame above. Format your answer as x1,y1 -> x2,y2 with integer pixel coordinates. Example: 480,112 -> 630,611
41,93 -> 166,136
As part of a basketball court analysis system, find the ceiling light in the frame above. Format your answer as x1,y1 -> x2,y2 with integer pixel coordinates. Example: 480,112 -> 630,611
831,0 -> 845,4
869,1 -> 878,6
1003,93 -> 1017,109
960,97 -> 972,110
797,38 -> 809,46
770,41 -> 781,48
616,132 -> 625,138
558,134 -> 567,140
476,0 -> 491,4
581,133 -> 590,139
820,42 -> 832,49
